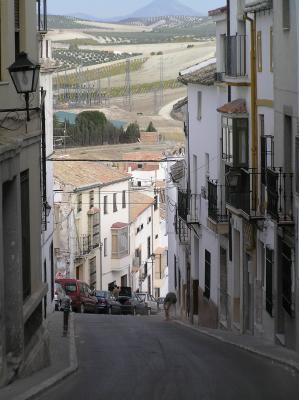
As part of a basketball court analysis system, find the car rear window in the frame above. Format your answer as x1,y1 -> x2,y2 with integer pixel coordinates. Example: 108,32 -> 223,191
64,283 -> 77,293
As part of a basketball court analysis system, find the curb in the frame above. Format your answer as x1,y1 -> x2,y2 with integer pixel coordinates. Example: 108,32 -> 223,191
15,313 -> 78,400
174,319 -> 299,374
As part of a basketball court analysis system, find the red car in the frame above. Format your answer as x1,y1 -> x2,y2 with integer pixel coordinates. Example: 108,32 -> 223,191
56,279 -> 98,313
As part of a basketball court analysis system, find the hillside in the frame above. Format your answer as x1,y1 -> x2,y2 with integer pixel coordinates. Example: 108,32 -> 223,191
127,0 -> 200,18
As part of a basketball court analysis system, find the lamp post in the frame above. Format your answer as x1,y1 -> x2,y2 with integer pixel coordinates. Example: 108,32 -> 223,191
7,52 -> 41,121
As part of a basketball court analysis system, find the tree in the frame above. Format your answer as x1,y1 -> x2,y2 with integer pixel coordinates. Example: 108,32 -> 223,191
122,122 -> 140,144
146,121 -> 157,132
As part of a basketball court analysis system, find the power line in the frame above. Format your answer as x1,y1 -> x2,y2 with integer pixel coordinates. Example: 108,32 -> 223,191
48,158 -> 182,163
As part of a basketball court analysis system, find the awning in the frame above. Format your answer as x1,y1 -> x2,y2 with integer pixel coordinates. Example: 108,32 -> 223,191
217,99 -> 247,115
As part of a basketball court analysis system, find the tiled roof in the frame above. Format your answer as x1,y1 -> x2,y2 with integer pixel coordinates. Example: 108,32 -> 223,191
178,60 -> 216,86
208,6 -> 227,17
217,99 -> 248,114
54,161 -> 129,189
111,222 -> 129,229
245,0 -> 273,12
129,192 -> 154,223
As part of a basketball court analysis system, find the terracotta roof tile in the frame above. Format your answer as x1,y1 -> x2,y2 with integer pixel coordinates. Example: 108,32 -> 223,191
54,161 -> 129,189
208,6 -> 227,16
129,192 -> 154,223
111,222 -> 128,229
178,63 -> 216,86
123,151 -> 164,161
217,99 -> 247,114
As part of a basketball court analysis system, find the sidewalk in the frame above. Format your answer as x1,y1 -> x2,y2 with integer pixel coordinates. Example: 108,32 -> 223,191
174,319 -> 299,373
0,311 -> 78,400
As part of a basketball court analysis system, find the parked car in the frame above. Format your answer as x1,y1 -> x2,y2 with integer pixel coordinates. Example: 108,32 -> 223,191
136,293 -> 159,314
54,282 -> 71,311
118,294 -> 148,315
56,279 -> 98,313
95,290 -> 121,314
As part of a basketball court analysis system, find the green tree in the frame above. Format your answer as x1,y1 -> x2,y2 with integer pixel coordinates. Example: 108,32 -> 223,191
146,121 -> 157,132
122,122 -> 140,144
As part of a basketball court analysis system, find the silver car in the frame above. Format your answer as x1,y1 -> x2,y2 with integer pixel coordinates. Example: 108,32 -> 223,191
135,293 -> 159,314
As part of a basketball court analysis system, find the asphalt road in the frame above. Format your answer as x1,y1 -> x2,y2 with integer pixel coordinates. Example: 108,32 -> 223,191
38,314 -> 299,400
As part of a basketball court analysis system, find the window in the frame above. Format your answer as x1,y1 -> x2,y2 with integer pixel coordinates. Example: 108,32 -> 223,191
113,193 -> 117,212
265,248 -> 273,316
21,170 -> 31,301
257,31 -> 262,72
89,190 -> 94,209
88,212 -> 100,248
222,117 -> 249,167
147,236 -> 151,259
104,238 -> 107,257
137,164 -> 143,169
104,196 -> 108,214
89,257 -> 96,288
122,190 -> 126,208
282,0 -> 290,30
270,27 -> 273,72
137,181 -> 141,187
261,135 -> 274,184
147,216 -> 151,224
154,195 -> 158,211
14,0 -> 20,57
111,226 -> 129,258
197,91 -> 202,120
77,193 -> 82,213
204,250 -> 211,299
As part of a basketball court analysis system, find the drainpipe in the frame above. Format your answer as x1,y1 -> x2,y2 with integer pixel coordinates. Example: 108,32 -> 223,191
227,0 -> 231,102
245,13 -> 258,187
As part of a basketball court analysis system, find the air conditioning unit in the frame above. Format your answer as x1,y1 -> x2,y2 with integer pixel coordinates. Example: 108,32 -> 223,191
201,186 -> 207,199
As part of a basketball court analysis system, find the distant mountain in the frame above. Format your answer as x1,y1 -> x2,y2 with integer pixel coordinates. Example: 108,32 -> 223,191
127,0 -> 200,18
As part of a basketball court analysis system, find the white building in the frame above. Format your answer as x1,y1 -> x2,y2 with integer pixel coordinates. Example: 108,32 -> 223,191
54,161 -> 131,291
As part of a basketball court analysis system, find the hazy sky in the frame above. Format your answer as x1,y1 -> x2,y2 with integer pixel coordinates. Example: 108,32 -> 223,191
48,0 -> 226,18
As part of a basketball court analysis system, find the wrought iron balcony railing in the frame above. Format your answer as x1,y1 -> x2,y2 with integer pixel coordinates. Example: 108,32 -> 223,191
177,189 -> 189,222
80,234 -> 91,255
37,0 -> 47,33
266,167 -> 294,224
208,180 -> 228,223
175,209 -> 190,245
226,168 -> 260,217
224,34 -> 247,77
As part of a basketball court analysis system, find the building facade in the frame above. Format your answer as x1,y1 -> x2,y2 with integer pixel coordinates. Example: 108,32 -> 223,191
168,0 -> 299,353
0,0 -> 50,386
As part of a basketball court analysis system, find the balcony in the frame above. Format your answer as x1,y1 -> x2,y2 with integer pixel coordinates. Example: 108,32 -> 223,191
266,168 -> 294,224
226,168 -> 261,219
208,180 -> 228,223
80,234 -> 91,255
177,189 -> 189,221
175,210 -> 190,245
37,0 -> 47,33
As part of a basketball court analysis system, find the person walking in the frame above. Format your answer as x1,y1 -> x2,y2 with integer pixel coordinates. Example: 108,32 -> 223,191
164,292 -> 177,320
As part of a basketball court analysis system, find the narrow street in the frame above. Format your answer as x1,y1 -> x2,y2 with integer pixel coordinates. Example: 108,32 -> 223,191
37,314 -> 299,400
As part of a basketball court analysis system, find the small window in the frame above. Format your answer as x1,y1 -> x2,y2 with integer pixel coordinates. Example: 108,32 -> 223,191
104,196 -> 108,214
147,216 -> 152,224
137,164 -> 143,169
14,0 -> 20,57
140,224 -> 143,230
89,190 -> 94,209
154,195 -> 158,211
204,250 -> 211,299
270,27 -> 273,72
282,0 -> 290,30
197,91 -> 202,120
137,181 -> 142,187
77,193 -> 82,213
113,193 -> 117,212
257,31 -> 262,72
122,190 -> 126,208
104,238 -> 107,257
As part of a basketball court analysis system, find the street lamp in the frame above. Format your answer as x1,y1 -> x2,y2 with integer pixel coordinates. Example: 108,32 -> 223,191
8,52 -> 40,121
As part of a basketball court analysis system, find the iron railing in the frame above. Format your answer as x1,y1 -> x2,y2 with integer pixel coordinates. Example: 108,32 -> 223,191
226,168 -> 260,217
80,234 -> 91,255
37,0 -> 47,33
208,180 -> 228,223
224,34 -> 247,77
175,209 -> 190,245
266,167 -> 294,223
178,189 -> 189,221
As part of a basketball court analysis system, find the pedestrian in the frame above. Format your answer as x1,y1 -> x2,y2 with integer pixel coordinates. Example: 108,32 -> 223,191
164,292 -> 177,321
113,285 -> 120,299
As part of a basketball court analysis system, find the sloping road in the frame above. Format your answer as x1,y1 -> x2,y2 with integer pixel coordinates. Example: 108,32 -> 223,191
37,314 -> 299,400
